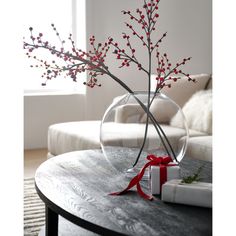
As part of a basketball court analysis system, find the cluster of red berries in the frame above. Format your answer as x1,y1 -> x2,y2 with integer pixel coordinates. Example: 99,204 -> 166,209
83,76 -> 102,88
24,0 -> 193,90
154,53 -> 194,90
24,26 -> 112,86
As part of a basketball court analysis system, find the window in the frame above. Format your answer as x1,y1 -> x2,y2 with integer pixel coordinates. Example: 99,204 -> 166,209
23,0 -> 86,95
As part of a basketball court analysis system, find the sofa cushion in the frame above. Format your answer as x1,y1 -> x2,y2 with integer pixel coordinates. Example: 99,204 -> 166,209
170,89 -> 212,134
158,73 -> 211,107
102,122 -> 188,151
115,104 -> 145,123
48,121 -> 101,156
48,119 -> 206,156
140,97 -> 177,124
188,129 -> 208,137
180,136 -> 212,162
140,74 -> 211,124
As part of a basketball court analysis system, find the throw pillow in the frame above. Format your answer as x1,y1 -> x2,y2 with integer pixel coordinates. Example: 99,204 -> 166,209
158,73 -> 211,108
170,89 -> 212,134
140,98 -> 177,124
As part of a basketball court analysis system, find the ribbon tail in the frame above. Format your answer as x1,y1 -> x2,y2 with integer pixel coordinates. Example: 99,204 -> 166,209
109,156 -> 174,200
109,162 -> 152,196
137,182 -> 153,200
109,173 -> 142,196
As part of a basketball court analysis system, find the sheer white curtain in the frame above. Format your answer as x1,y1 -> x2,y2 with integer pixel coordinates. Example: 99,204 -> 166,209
23,0 -> 86,94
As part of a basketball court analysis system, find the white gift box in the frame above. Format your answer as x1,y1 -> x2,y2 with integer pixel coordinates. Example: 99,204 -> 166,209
161,179 -> 212,208
149,164 -> 180,195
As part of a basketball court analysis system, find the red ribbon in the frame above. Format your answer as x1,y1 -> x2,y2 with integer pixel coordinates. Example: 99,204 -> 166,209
110,155 -> 177,200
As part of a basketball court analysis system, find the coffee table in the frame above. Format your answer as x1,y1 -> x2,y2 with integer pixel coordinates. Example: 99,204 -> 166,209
35,149 -> 212,236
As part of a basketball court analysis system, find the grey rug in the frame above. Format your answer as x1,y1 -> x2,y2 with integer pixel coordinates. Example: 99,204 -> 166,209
24,178 -> 45,236
24,178 -> 98,236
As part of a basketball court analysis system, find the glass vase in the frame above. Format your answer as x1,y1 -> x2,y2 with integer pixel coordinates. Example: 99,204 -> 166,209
100,92 -> 189,175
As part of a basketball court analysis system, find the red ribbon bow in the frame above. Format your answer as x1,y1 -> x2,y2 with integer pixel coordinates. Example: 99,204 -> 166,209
110,155 -> 176,200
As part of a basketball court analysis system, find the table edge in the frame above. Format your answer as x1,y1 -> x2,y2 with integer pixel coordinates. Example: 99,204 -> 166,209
34,181 -> 128,236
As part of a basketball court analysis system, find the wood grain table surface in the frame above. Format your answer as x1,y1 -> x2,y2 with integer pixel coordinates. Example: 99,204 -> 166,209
35,149 -> 212,236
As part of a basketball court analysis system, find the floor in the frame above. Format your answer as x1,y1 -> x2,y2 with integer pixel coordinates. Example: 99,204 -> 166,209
24,149 -> 48,179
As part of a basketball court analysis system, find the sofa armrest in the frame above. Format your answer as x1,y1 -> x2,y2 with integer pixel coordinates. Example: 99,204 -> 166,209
114,104 -> 145,123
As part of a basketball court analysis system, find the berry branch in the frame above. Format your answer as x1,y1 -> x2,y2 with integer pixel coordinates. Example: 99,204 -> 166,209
110,38 -> 149,74
24,0 -> 194,165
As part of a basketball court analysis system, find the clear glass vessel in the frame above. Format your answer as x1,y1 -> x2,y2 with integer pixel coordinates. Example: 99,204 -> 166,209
100,92 -> 189,174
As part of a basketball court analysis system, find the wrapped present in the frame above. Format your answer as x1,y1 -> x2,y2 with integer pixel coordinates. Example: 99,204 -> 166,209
149,163 -> 180,195
161,179 -> 212,208
111,155 -> 178,200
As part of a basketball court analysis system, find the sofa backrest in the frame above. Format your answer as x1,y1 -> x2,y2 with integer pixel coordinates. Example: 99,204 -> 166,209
152,74 -> 211,108
205,75 -> 212,90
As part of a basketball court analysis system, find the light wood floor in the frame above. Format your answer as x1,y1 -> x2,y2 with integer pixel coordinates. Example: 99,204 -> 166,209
24,149 -> 48,179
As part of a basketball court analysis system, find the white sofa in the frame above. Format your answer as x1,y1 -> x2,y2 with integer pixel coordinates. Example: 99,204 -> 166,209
48,74 -> 212,162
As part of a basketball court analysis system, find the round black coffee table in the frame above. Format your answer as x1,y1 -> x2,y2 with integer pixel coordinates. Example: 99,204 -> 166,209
35,149 -> 212,236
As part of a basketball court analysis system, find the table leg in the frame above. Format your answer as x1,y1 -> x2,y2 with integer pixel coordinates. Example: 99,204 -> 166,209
46,206 -> 58,236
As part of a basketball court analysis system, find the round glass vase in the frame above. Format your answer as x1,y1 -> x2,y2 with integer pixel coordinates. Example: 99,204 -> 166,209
100,92 -> 189,175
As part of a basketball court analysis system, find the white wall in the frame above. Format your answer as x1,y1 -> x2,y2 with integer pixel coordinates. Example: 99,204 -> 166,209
85,0 -> 212,119
24,0 -> 212,149
24,94 -> 85,149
